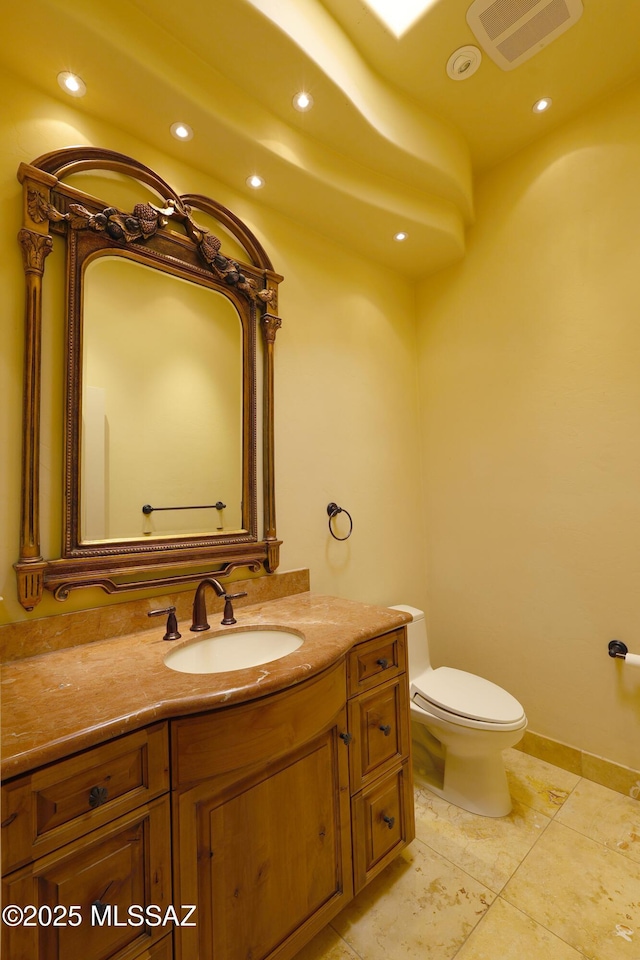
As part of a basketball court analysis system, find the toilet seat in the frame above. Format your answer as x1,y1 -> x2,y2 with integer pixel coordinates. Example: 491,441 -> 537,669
411,666 -> 526,730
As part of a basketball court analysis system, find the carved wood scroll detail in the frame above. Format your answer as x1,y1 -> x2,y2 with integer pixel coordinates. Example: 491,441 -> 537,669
27,188 -> 66,225
258,287 -> 278,312
67,201 -> 169,242
27,187 -> 262,301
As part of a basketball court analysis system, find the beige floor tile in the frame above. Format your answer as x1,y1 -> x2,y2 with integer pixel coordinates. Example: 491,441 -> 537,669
331,839 -> 494,960
454,897 -> 587,960
555,778 -> 640,863
503,820 -> 640,960
504,747 -> 580,817
413,779 -> 549,893
291,924 -> 360,960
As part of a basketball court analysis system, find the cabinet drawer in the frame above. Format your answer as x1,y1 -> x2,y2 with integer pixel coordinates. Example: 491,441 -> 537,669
1,723 -> 169,874
348,677 -> 409,790
347,628 -> 406,696
2,795 -> 172,960
351,760 -> 414,893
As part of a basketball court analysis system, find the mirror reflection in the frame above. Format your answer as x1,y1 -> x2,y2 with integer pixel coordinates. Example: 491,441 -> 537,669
81,255 -> 244,542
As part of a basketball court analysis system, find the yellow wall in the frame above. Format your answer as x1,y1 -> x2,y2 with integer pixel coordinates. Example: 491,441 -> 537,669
0,69 -> 426,624
417,78 -> 640,771
3,65 -> 640,773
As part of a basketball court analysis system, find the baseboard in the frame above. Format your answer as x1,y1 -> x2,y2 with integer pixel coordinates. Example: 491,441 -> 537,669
515,731 -> 640,801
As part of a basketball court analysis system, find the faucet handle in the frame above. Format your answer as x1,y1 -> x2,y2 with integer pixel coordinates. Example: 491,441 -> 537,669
148,606 -> 182,641
221,591 -> 248,626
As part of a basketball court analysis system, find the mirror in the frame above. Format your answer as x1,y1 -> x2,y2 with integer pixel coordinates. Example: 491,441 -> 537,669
15,147 -> 282,610
82,255 -> 244,541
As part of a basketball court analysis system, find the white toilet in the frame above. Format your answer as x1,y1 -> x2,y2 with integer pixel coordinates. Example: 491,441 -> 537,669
391,605 -> 527,817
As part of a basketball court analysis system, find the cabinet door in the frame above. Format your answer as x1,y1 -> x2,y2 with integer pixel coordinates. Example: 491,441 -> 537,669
348,676 -> 409,790
175,716 -> 352,960
351,760 -> 414,893
2,796 -> 171,960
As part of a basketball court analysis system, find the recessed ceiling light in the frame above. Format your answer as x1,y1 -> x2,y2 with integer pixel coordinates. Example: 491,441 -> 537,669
246,175 -> 265,189
533,97 -> 552,113
170,122 -> 193,141
57,72 -> 86,98
394,232 -> 408,242
292,91 -> 314,112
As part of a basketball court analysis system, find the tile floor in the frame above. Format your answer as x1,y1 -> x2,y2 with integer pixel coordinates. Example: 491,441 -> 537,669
293,749 -> 640,960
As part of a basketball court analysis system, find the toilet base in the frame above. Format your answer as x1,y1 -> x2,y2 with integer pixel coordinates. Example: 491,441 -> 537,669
411,715 -> 522,818
436,750 -> 512,817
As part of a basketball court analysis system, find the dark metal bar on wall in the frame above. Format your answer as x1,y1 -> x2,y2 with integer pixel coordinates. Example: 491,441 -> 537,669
142,502 -> 227,514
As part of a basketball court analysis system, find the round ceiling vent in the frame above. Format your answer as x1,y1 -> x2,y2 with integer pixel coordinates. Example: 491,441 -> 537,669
446,45 -> 482,81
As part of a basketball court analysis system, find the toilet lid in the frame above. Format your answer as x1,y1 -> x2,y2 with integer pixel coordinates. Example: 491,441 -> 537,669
411,666 -> 525,724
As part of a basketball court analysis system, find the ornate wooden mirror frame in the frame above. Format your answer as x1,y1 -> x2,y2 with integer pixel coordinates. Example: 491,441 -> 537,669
15,147 -> 282,611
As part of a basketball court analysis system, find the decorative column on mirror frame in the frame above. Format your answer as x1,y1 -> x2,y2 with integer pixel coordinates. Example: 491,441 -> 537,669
259,282 -> 282,574
15,164 -> 58,610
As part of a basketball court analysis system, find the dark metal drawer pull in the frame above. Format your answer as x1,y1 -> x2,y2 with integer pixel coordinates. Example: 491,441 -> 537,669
382,815 -> 395,829
379,724 -> 392,736
339,732 -> 353,745
89,786 -> 108,808
376,658 -> 389,669
91,899 -> 108,920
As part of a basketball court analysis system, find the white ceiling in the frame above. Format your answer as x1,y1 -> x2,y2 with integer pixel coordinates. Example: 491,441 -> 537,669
3,0 -> 640,277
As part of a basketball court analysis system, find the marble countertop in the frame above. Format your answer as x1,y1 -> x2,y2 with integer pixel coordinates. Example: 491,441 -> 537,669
1,592 -> 410,780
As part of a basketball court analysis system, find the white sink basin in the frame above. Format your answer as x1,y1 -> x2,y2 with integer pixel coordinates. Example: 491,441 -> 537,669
163,627 -> 303,674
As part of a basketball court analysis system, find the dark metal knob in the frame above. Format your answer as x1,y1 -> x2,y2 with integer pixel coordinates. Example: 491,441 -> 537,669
89,786 -> 108,808
91,900 -> 108,922
376,658 -> 389,669
379,724 -> 391,736
339,732 -> 353,745
382,815 -> 395,829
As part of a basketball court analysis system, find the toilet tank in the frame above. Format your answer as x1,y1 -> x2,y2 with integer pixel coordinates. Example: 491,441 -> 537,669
388,604 -> 431,678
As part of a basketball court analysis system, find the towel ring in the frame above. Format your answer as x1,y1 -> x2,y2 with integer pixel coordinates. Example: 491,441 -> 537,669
327,503 -> 353,541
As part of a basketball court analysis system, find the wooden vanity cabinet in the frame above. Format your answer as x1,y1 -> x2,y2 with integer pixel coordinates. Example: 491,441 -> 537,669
171,660 -> 353,960
1,723 -> 172,960
347,628 -> 415,893
171,626 -> 414,960
1,623 -> 414,960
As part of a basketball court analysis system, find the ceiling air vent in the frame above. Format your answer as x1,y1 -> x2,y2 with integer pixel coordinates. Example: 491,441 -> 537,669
466,0 -> 583,70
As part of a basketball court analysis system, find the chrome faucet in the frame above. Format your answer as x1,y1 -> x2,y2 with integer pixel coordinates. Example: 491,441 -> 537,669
190,577 -> 248,631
